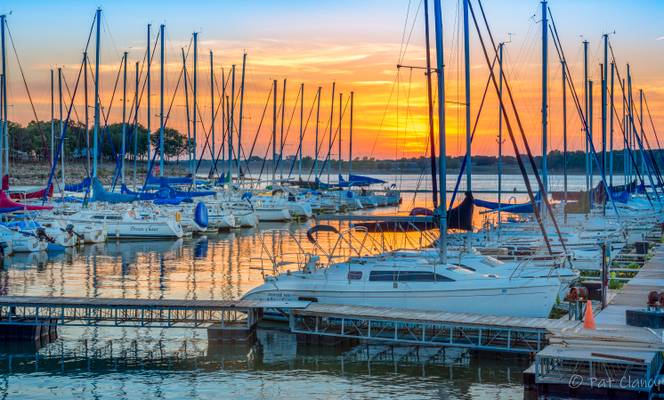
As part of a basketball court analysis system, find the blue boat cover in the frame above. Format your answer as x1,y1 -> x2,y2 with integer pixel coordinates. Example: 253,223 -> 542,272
473,198 -> 536,214
0,206 -> 22,214
338,174 -> 386,187
92,179 -> 137,203
65,177 -> 91,192
122,184 -> 214,200
194,202 -> 208,228
611,190 -> 630,203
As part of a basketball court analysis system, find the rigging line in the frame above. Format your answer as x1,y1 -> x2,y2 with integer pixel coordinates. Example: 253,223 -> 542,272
398,0 -> 413,65
205,67 -> 234,177
643,93 -> 663,151
40,11 -> 95,195
287,88 -> 319,179
60,70 -> 83,126
209,66 -> 237,178
607,43 -> 662,193
367,1 -> 422,158
273,84 -> 302,175
472,0 -> 557,255
139,60 -> 187,190
399,0 -> 423,64
43,53 -> 86,202
449,53 -> 497,207
316,95 -> 351,180
642,92 -> 664,176
489,2 -> 593,248
548,9 -> 631,211
5,22 -> 51,164
240,76 -> 272,173
60,71 -> 90,178
626,89 -> 664,187
306,95 -> 334,180
245,87 -> 273,181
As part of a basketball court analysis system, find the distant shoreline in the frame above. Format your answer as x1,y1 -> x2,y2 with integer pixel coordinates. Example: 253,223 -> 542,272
4,159 -> 618,187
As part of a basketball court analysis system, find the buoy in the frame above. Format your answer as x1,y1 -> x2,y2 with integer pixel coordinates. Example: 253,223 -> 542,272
583,300 -> 596,330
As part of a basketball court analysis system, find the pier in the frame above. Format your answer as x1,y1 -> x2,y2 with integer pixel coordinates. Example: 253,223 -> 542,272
0,237 -> 663,397
0,296 -> 309,343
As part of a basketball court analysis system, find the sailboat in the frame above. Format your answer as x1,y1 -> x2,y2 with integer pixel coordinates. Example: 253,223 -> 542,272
243,0 -> 563,319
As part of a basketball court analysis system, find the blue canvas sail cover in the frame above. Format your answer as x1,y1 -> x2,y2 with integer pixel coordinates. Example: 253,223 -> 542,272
65,177 -> 91,192
122,184 -> 214,200
92,179 -> 137,203
473,192 -> 540,214
338,174 -> 386,187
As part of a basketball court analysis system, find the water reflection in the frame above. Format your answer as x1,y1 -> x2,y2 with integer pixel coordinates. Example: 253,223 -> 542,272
0,187 -> 538,399
0,327 -> 526,400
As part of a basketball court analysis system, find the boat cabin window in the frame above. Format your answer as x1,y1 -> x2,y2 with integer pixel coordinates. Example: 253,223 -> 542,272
347,271 -> 363,280
369,271 -> 455,282
369,271 -> 396,281
450,264 -> 475,272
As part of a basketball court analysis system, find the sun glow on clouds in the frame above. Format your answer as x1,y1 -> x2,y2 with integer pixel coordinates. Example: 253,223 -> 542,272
4,0 -> 664,161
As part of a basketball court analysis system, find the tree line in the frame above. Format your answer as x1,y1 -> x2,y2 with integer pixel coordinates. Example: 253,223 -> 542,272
7,120 -> 190,162
4,119 -> 661,175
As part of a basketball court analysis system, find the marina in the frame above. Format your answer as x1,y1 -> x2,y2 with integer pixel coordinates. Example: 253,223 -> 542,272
0,0 -> 661,399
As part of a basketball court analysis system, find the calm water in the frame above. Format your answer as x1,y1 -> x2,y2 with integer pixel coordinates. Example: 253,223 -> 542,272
0,174 -> 600,399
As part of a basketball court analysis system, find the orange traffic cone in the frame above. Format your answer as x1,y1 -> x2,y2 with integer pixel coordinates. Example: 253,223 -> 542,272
583,300 -> 596,330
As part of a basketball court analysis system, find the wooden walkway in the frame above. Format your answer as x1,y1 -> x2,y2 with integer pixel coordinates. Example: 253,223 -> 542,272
595,245 -> 664,325
0,296 -> 309,310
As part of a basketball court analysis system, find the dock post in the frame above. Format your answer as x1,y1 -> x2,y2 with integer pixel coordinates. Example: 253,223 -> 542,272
206,308 -> 259,344
601,242 -> 608,309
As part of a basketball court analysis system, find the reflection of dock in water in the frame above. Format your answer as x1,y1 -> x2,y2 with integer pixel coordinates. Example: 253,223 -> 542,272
0,328 -> 526,390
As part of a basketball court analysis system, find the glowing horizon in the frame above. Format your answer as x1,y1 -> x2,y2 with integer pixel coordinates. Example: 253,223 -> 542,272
2,0 -> 664,160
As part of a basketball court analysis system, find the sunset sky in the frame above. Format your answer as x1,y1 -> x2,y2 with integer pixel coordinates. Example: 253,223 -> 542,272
2,0 -> 664,160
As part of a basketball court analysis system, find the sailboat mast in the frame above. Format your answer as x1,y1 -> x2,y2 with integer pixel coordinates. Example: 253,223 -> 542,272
463,0 -> 471,191
58,68 -> 63,195
583,40 -> 589,192
314,86 -> 321,178
272,79 -> 277,182
541,0 -> 548,194
210,51 -> 215,171
134,61 -> 139,188
50,69 -> 54,167
192,32 -> 198,186
328,82 -> 335,183
280,79 -> 286,180
562,59 -> 567,222
84,53 -> 90,174
602,34 -> 608,185
181,49 -> 191,177
348,91 -> 354,178
0,14 -> 7,179
609,62 -> 615,187
221,67 -> 226,174
159,24 -> 165,177
623,77 -> 627,185
433,0 -> 447,261
338,92 -> 342,180
146,24 -> 151,177
237,53 -> 247,180
640,88 -> 645,174
423,0 -> 438,208
92,8 -> 101,179
229,64 -> 235,182
589,79 -> 594,194
497,42 -> 504,226
298,83 -> 304,180
121,52 -> 127,185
